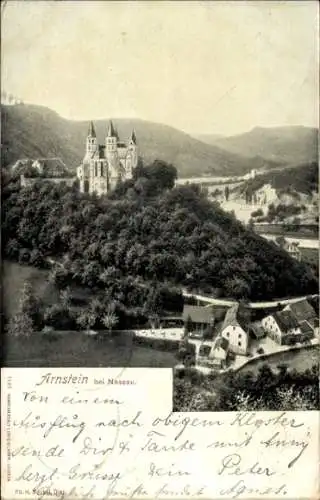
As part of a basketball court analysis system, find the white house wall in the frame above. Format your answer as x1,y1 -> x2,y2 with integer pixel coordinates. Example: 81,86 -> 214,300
221,325 -> 248,355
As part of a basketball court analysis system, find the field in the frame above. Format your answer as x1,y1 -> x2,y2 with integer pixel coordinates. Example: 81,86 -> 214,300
2,260 -> 58,318
4,330 -> 178,367
2,261 -> 177,368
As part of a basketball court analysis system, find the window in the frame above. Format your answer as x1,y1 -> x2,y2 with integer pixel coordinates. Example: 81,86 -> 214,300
238,341 -> 241,346
233,326 -> 236,330
226,332 -> 229,337
239,334 -> 242,339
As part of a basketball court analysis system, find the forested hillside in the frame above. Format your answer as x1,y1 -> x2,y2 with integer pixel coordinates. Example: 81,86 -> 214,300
241,161 -> 319,197
1,104 -> 281,177
205,126 -> 318,165
2,162 -> 317,307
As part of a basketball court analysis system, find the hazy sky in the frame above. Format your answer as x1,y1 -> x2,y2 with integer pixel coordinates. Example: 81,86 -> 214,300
2,1 -> 319,135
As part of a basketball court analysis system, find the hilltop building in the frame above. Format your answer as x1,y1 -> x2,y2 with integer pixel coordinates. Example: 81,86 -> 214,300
77,121 -> 138,195
18,158 -> 76,188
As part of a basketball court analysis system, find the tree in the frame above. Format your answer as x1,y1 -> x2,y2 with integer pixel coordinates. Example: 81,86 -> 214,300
43,303 -> 74,330
102,308 -> 118,332
134,160 -> 177,194
76,310 -> 97,331
19,281 -> 39,319
177,339 -> 196,367
224,277 -> 251,299
60,287 -> 72,309
49,266 -> 70,289
29,248 -> 44,268
148,313 -> 159,329
275,236 -> 286,249
6,312 -> 34,338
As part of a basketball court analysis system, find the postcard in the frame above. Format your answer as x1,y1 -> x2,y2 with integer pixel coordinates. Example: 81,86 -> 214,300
1,368 -> 319,499
1,1 -> 319,499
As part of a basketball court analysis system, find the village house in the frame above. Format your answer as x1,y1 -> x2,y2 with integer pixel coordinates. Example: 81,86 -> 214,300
220,304 -> 249,355
299,320 -> 314,341
196,336 -> 229,370
209,336 -> 229,369
248,321 -> 266,340
197,344 -> 212,366
182,305 -> 214,338
252,183 -> 277,206
284,241 -> 301,261
19,158 -> 76,188
284,299 -> 318,328
261,309 -> 306,345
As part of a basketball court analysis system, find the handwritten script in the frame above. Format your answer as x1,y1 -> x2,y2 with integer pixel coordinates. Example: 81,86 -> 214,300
1,368 -> 318,499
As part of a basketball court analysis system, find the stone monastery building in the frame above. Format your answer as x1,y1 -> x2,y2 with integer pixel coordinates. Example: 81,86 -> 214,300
77,121 -> 138,195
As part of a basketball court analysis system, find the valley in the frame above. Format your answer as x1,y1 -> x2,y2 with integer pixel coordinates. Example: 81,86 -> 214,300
1,102 -> 319,413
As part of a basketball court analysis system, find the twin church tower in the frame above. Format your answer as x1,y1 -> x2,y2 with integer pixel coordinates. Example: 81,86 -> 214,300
77,120 -> 138,195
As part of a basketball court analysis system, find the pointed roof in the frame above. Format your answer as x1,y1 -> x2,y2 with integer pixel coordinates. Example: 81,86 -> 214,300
88,121 -> 96,138
130,129 -> 137,144
107,120 -> 117,138
221,304 -> 240,331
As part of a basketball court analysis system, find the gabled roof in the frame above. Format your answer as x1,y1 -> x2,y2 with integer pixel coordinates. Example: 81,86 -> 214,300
214,336 -> 229,351
88,121 -> 96,138
272,310 -> 300,333
249,321 -> 265,339
33,158 -> 70,177
130,129 -> 137,144
182,305 -> 213,324
287,299 -> 317,323
299,320 -> 313,335
221,304 -> 240,331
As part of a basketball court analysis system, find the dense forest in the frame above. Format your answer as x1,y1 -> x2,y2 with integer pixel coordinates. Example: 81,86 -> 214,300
2,161 -> 318,316
173,362 -> 319,411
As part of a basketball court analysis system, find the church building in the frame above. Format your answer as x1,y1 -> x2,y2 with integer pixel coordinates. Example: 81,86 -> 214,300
77,120 -> 138,195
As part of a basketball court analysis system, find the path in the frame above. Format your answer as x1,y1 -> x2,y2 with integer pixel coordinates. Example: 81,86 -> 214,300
47,257 -> 318,311
182,289 -> 318,310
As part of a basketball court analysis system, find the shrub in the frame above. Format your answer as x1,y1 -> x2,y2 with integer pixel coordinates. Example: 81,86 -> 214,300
251,208 -> 263,218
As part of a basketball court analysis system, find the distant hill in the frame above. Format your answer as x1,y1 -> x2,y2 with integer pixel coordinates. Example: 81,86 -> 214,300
194,133 -> 225,143
204,126 -> 318,165
1,104 -> 282,178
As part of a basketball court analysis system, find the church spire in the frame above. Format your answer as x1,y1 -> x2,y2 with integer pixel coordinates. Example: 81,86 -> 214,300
88,121 -> 96,138
107,120 -> 117,137
130,129 -> 137,144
